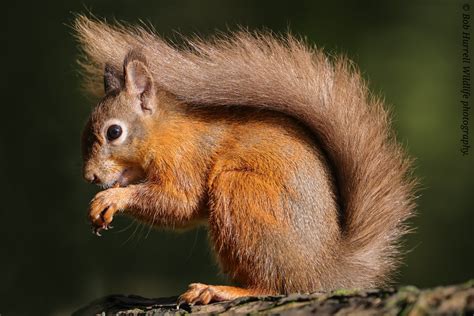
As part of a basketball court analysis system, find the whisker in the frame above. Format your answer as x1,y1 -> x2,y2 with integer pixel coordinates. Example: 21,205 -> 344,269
145,211 -> 158,239
184,228 -> 200,262
115,219 -> 135,233
121,219 -> 141,246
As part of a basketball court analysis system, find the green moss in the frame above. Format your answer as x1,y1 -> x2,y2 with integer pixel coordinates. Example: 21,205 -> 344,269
331,288 -> 359,296
384,286 -> 420,316
463,279 -> 474,288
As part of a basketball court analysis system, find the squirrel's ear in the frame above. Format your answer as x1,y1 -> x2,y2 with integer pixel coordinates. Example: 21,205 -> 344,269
124,52 -> 155,114
104,64 -> 123,94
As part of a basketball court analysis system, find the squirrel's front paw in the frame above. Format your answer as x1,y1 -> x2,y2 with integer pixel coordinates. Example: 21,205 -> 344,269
89,187 -> 131,236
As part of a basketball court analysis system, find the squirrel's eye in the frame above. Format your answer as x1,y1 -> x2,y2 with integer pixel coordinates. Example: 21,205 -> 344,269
106,124 -> 122,141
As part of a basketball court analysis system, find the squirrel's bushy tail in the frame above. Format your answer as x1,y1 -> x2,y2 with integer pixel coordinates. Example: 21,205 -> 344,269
74,15 -> 416,287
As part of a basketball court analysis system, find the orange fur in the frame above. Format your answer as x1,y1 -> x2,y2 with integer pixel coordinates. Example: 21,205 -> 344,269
76,15 -> 416,304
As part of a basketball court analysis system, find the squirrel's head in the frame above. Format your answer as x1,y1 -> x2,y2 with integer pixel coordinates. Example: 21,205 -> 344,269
82,51 -> 157,188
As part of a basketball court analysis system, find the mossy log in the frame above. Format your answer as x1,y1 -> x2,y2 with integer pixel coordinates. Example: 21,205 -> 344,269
74,280 -> 473,315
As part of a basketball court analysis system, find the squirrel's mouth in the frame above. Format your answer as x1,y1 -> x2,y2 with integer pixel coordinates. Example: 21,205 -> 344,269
112,167 -> 146,188
111,171 -> 128,188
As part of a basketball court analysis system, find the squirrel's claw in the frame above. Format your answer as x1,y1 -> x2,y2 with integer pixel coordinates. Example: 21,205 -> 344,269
92,226 -> 103,237
88,187 -> 128,236
91,221 -> 114,236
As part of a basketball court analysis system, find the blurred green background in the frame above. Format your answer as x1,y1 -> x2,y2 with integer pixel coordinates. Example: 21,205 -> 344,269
2,0 -> 473,315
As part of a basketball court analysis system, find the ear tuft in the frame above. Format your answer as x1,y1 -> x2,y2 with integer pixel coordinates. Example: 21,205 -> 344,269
104,64 -> 123,94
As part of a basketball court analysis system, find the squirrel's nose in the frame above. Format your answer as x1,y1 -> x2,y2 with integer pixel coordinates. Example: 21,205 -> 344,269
84,171 -> 100,184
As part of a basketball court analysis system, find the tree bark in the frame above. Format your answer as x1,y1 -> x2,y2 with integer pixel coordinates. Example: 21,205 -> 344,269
73,280 -> 473,315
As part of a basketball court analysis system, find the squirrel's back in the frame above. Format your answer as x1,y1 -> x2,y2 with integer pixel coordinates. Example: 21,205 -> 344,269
75,16 -> 416,289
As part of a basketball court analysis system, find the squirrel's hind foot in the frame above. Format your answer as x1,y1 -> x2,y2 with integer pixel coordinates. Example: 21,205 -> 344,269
177,283 -> 263,306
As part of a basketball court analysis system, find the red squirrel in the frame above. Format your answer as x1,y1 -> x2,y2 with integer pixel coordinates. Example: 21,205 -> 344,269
75,15 -> 416,305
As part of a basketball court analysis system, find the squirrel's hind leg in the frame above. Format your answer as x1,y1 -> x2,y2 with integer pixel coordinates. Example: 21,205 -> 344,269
177,283 -> 265,305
